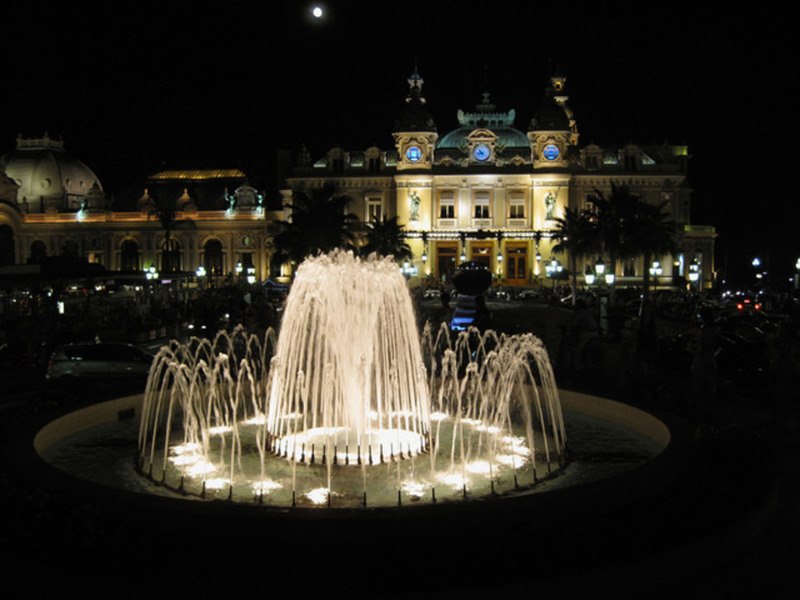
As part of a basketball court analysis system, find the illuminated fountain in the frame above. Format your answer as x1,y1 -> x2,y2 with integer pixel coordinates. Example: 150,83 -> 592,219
137,250 -> 566,507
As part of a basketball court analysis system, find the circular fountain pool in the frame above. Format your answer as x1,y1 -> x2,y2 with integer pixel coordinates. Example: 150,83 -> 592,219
36,389 -> 670,510
33,253 -> 676,517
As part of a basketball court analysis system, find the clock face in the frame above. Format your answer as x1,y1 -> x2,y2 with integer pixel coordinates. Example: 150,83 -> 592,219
473,143 -> 491,161
542,144 -> 560,161
405,145 -> 422,162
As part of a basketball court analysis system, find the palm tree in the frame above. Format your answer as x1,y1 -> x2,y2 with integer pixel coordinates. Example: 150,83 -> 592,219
360,216 -> 411,262
147,192 -> 180,273
552,207 -> 599,305
588,183 -> 676,303
622,199 -> 676,301
270,182 -> 359,270
586,183 -> 644,305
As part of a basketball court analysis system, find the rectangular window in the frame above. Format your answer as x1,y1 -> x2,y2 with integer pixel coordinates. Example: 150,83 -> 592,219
584,193 -> 601,213
473,191 -> 490,219
367,196 -> 383,222
439,191 -> 455,219
368,157 -> 381,172
508,192 -> 525,219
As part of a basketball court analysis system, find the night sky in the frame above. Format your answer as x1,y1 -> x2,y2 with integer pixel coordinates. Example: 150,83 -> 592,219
3,1 -> 797,284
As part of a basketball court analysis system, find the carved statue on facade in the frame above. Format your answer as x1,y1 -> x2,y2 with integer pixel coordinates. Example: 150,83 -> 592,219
409,190 -> 420,221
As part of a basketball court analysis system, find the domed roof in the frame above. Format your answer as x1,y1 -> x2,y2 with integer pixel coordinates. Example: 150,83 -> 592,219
393,71 -> 437,133
437,125 -> 529,149
436,93 -> 529,149
529,83 -> 571,131
0,134 -> 103,212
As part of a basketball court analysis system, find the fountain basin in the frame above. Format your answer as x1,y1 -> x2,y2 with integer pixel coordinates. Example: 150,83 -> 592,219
34,388 -> 679,513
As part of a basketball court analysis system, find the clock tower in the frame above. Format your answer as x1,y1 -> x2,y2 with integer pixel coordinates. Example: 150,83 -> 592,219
528,74 -> 578,169
393,70 -> 438,171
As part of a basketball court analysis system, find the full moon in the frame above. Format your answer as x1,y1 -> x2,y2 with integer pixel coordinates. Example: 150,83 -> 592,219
312,6 -> 323,18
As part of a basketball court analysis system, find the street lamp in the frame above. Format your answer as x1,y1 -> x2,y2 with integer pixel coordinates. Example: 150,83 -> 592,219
145,263 -> 159,281
649,260 -> 663,290
235,261 -> 243,276
595,258 -> 606,276
246,266 -> 256,285
584,265 -> 596,286
545,257 -> 563,294
688,258 -> 700,291
794,257 -> 800,290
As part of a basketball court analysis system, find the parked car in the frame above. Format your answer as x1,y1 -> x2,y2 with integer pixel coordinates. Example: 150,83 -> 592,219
516,288 -> 547,302
46,342 -> 155,384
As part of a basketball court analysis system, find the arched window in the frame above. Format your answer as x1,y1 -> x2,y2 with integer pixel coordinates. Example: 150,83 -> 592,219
30,240 -> 47,263
204,239 -> 224,275
61,239 -> 79,257
120,240 -> 140,272
161,238 -> 182,273
0,225 -> 15,266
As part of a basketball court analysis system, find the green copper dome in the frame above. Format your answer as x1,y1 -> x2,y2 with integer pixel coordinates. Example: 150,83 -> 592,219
436,93 -> 529,149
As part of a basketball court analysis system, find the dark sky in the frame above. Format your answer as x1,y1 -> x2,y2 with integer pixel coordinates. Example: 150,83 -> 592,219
3,1 -> 797,284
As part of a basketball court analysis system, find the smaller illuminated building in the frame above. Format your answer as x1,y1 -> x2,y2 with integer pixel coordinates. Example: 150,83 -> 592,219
0,135 -> 273,281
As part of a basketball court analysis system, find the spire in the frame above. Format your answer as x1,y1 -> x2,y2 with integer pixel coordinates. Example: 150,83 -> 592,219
406,69 -> 426,106
476,91 -> 496,113
395,68 -> 436,132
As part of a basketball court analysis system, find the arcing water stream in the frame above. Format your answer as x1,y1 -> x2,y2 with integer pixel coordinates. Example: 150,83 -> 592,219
137,251 -> 566,507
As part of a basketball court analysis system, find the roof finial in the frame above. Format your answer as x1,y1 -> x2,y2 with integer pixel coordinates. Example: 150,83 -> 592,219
406,67 -> 425,105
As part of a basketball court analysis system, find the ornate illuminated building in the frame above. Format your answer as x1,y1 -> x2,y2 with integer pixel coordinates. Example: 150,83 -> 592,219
280,71 -> 716,288
0,134 -> 272,280
0,71 -> 716,289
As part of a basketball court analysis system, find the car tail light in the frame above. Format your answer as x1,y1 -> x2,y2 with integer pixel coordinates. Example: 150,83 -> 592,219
755,303 -> 762,311
737,303 -> 744,310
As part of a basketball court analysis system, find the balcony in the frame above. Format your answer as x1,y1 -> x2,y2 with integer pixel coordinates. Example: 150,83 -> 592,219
471,218 -> 492,229
436,218 -> 457,229
506,218 -> 528,229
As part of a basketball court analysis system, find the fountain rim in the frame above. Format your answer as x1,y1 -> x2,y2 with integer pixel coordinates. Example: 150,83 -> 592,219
14,389 -> 693,523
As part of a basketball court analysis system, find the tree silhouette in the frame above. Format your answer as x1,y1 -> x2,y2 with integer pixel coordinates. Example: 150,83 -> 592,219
270,183 -> 359,271
360,216 -> 411,262
552,207 -> 600,305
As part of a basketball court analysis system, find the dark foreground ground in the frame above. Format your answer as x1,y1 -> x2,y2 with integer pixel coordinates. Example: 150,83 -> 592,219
1,301 -> 798,599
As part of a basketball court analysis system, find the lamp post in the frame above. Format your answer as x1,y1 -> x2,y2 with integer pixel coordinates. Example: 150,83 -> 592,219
196,265 -> 206,290
688,258 -> 700,292
145,263 -> 159,282
595,258 -> 606,277
246,266 -> 256,285
545,257 -> 563,296
649,260 -> 663,292
794,257 -> 800,291
584,266 -> 596,287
